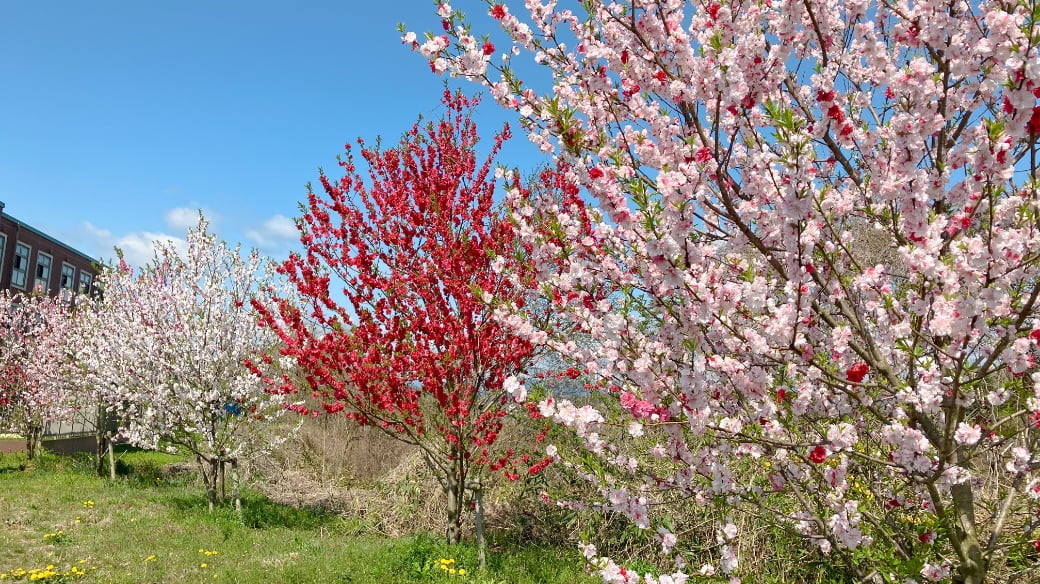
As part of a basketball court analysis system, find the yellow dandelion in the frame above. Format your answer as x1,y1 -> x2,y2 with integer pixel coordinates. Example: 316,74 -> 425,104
200,563 -> 208,569
144,555 -> 157,563
459,569 -> 467,575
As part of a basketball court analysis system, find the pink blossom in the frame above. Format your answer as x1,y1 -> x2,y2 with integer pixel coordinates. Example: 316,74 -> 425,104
954,422 -> 982,446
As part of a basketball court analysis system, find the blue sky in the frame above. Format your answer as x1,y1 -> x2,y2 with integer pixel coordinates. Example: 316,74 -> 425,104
0,1 -> 545,266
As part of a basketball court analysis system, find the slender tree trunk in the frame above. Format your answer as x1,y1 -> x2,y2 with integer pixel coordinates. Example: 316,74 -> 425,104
25,424 -> 42,461
95,424 -> 107,476
95,432 -> 106,476
94,402 -> 112,477
197,454 -> 219,513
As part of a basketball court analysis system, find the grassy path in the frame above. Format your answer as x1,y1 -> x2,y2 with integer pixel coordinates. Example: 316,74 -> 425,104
0,451 -> 596,583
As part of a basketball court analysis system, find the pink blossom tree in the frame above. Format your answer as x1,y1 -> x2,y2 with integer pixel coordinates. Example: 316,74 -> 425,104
0,291 -> 78,460
410,1 -> 1040,582
84,216 -> 298,510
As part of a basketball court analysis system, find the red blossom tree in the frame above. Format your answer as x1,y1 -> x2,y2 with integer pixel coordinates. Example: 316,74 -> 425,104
255,90 -> 550,544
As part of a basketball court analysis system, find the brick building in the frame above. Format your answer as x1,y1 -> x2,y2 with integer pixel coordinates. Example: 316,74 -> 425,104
0,200 -> 99,299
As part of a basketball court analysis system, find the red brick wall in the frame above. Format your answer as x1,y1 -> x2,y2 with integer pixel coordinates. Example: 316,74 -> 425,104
0,212 -> 99,296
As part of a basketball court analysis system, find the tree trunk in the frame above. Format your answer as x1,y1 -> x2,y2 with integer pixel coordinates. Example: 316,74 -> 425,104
197,454 -> 219,513
25,424 -> 42,461
445,474 -> 464,545
951,482 -> 987,584
94,403 -> 109,477
95,430 -> 107,476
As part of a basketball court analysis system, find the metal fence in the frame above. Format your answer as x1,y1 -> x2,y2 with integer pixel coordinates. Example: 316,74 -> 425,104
43,418 -> 96,439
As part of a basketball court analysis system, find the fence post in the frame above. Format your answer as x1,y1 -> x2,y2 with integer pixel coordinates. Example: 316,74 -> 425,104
467,480 -> 486,570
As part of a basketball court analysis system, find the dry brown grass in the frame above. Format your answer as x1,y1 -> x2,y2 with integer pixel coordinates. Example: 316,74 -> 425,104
252,412 -> 586,545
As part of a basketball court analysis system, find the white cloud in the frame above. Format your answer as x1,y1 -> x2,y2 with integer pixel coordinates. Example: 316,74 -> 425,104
164,207 -> 201,232
245,214 -> 299,253
82,221 -> 188,268
164,206 -> 220,234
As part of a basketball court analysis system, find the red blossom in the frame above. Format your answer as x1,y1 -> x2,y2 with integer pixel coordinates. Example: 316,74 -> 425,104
816,89 -> 836,102
808,445 -> 828,464
489,4 -> 506,19
482,41 -> 495,56
1027,106 -> 1040,134
589,167 -> 604,179
528,457 -> 553,475
827,103 -> 845,123
846,362 -> 869,383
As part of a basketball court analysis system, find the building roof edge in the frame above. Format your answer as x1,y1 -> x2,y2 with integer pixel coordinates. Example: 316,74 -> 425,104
0,211 -> 101,268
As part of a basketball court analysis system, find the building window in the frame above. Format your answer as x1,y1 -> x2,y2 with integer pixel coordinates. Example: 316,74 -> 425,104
0,233 -> 6,275
78,271 -> 93,295
35,252 -> 52,293
11,242 -> 30,289
60,263 -> 75,290
59,263 -> 76,300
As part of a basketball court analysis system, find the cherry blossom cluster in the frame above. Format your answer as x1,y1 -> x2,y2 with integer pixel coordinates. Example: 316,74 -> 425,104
409,0 -> 1040,582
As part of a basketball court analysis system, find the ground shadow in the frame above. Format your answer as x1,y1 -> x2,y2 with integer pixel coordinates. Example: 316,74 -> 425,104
157,491 -> 342,530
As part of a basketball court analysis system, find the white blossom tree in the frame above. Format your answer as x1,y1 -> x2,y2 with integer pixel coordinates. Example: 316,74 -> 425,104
411,0 -> 1040,582
85,215 -> 298,510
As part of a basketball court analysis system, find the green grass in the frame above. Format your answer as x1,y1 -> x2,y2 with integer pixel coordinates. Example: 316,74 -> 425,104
0,451 -> 597,584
